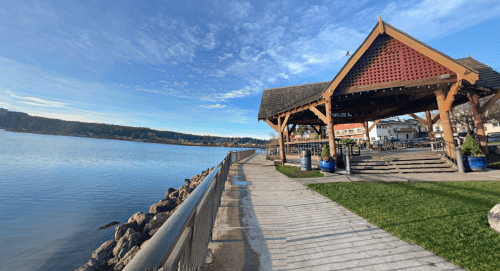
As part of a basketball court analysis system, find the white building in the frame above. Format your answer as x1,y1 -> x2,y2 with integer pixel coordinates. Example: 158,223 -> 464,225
368,118 -> 421,141
485,121 -> 500,135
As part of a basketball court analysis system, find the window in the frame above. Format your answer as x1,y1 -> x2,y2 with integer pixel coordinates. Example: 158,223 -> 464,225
493,122 -> 500,127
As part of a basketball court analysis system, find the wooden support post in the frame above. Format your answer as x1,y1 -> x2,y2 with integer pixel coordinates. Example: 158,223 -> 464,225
278,116 -> 286,163
435,90 -> 456,159
363,121 -> 371,149
425,111 -> 435,142
468,93 -> 489,154
325,99 -> 337,163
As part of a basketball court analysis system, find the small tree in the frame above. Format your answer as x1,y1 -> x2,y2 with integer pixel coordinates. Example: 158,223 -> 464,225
321,145 -> 332,161
461,135 -> 483,156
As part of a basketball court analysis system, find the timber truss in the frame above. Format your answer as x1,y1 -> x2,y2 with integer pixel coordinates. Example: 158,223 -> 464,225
258,17 -> 500,163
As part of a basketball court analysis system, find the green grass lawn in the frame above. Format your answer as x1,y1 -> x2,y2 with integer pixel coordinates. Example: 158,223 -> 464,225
275,163 -> 324,178
307,181 -> 500,271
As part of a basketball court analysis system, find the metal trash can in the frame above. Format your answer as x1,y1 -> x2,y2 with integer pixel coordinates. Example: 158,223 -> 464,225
300,150 -> 311,171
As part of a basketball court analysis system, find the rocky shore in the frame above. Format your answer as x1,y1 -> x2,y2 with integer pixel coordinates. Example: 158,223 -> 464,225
75,167 -> 214,271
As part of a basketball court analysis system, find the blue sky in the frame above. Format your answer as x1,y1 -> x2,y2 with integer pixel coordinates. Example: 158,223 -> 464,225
1,0 -> 500,139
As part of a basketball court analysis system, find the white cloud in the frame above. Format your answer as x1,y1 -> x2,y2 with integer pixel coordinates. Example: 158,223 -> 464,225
208,69 -> 227,78
14,95 -> 67,108
202,84 -> 260,102
218,53 -> 233,62
231,1 -> 252,18
199,104 -> 226,109
379,0 -> 500,39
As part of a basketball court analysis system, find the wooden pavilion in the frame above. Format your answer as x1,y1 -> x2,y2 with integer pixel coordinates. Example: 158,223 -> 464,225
258,17 -> 500,164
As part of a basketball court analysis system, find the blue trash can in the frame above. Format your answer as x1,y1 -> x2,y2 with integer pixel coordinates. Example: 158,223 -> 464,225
300,150 -> 311,171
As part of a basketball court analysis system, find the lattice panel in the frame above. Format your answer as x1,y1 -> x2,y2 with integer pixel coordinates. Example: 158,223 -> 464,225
337,34 -> 455,91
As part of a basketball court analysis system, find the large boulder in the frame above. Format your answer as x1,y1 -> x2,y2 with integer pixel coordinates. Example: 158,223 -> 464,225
143,212 -> 170,237
190,174 -> 199,181
184,179 -> 192,194
90,240 -> 116,270
168,190 -> 179,199
114,222 -> 138,241
189,181 -> 199,191
113,228 -> 142,258
113,246 -> 140,271
149,199 -> 175,214
164,187 -> 176,198
488,203 -> 500,233
74,259 -> 100,271
108,257 -> 120,271
127,212 -> 153,233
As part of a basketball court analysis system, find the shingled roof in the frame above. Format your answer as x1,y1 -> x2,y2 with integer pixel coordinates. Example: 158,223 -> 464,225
257,81 -> 329,120
455,57 -> 500,90
258,19 -> 500,121
257,57 -> 500,121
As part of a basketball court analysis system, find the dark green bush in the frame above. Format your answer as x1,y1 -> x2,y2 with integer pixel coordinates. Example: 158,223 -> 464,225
321,144 -> 331,161
461,135 -> 483,156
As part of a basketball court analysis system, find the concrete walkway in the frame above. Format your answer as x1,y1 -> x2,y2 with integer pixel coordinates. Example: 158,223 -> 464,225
205,154 -> 485,270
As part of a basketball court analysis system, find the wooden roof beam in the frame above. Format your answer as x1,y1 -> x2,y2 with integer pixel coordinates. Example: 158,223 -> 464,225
368,119 -> 381,132
443,79 -> 462,112
288,119 -> 324,125
264,118 -> 279,133
479,92 -> 500,115
408,113 -> 428,126
280,114 -> 290,132
310,125 -> 321,135
432,114 -> 440,124
274,99 -> 326,119
322,24 -> 381,100
309,106 -> 327,124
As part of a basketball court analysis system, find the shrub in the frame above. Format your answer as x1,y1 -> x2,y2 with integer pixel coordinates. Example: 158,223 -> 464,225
461,135 -> 483,156
341,138 -> 355,143
321,144 -> 332,161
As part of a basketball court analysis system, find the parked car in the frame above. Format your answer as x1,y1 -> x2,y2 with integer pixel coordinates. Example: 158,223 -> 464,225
487,134 -> 500,143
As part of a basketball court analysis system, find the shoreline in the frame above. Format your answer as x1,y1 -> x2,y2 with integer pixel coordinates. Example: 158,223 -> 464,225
75,167 -> 215,271
0,128 -> 264,149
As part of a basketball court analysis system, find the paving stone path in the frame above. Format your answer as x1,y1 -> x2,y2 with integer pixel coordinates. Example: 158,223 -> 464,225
207,154 -> 463,270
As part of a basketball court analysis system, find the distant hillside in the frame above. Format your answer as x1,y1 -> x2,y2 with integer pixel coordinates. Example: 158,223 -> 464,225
0,108 -> 266,147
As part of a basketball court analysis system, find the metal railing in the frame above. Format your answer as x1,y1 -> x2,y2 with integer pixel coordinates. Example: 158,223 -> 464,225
432,139 -> 458,164
123,149 -> 255,271
283,139 -> 329,157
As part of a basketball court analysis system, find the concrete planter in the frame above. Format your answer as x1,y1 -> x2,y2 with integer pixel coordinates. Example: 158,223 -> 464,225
320,160 -> 336,173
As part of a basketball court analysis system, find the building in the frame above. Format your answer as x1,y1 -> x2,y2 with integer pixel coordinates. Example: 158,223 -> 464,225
485,121 -> 500,135
333,123 -> 365,142
368,118 -> 420,141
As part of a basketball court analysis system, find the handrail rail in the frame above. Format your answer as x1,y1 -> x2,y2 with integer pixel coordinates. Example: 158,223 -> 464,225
124,149 -> 255,271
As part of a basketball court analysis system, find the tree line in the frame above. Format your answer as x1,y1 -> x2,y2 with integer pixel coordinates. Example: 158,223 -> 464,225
0,108 -> 266,146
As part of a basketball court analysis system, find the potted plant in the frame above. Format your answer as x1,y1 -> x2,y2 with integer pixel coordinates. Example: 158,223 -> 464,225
461,135 -> 487,172
319,145 -> 336,173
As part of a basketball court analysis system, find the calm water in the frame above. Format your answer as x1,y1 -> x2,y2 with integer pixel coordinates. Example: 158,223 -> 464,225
0,130 -> 246,271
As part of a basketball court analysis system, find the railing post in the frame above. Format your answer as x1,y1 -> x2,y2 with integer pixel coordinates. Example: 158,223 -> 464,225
455,147 -> 465,173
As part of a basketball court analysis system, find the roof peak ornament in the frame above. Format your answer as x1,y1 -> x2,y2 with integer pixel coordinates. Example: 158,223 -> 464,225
378,16 -> 385,34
